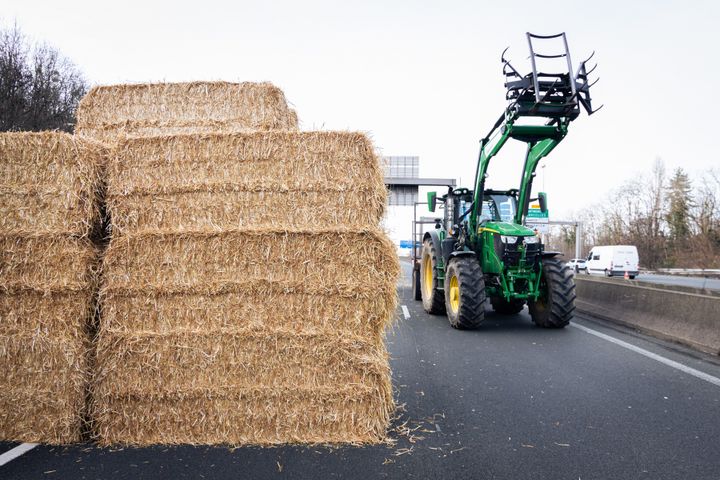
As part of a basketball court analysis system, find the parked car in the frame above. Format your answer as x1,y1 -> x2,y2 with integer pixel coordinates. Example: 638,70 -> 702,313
585,245 -> 639,279
566,258 -> 587,273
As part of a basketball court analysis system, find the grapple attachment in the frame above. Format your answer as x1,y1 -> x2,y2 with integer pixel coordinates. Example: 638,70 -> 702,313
502,32 -> 602,120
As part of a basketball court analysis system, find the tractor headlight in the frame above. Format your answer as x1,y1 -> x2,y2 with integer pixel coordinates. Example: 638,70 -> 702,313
500,235 -> 518,244
523,236 -> 540,244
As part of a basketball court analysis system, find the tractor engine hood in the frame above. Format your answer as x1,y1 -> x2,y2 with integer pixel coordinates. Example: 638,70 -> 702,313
480,221 -> 536,237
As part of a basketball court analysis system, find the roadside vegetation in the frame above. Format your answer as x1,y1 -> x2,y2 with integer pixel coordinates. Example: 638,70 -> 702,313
550,160 -> 720,269
0,22 -> 87,132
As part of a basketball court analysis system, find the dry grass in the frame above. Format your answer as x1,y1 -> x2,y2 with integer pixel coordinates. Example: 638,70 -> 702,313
105,132 -> 386,234
76,81 -> 298,141
0,132 -> 101,444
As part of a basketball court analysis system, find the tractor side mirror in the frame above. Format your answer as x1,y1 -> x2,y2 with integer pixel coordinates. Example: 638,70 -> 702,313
428,191 -> 437,212
538,192 -> 548,214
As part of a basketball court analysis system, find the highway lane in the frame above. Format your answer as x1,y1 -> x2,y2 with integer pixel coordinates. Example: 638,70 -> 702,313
2,262 -> 719,479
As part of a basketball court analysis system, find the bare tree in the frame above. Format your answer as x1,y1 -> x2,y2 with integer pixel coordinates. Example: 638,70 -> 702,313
0,23 -> 87,132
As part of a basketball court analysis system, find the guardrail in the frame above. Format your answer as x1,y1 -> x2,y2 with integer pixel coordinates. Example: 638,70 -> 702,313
574,276 -> 720,355
652,268 -> 720,278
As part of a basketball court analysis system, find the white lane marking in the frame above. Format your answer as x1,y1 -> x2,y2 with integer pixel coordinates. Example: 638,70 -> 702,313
571,323 -> 720,388
401,305 -> 411,320
0,443 -> 38,466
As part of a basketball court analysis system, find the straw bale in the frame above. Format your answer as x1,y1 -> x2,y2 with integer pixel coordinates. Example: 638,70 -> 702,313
0,132 -> 105,236
0,236 -> 98,292
101,285 -> 395,337
0,290 -> 93,339
0,390 -> 85,444
93,387 -> 392,445
76,81 -> 298,141
106,131 -> 386,233
0,334 -> 88,396
0,332 -> 88,444
101,229 -> 398,293
109,189 -> 384,234
94,330 -> 388,395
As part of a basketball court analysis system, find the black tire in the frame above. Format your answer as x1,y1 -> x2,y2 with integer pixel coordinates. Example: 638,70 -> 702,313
490,296 -> 525,314
629,275 -> 636,280
420,239 -> 445,314
529,257 -> 575,328
605,269 -> 612,277
412,267 -> 422,301
444,256 -> 486,329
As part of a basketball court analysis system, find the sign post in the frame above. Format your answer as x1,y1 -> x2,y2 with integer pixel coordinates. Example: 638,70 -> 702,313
525,200 -> 549,234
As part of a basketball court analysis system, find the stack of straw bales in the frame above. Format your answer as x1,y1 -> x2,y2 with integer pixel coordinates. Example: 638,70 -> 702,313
76,81 -> 298,141
79,82 -> 399,445
0,132 -> 104,443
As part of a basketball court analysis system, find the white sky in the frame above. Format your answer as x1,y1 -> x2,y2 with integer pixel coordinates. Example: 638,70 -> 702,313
2,0 -> 719,219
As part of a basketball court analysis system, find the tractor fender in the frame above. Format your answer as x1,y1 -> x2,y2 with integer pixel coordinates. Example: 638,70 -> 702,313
541,251 -> 563,258
423,230 -> 443,259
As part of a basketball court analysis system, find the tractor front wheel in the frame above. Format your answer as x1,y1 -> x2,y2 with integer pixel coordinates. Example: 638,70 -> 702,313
420,239 -> 445,314
444,256 -> 486,329
529,257 -> 576,328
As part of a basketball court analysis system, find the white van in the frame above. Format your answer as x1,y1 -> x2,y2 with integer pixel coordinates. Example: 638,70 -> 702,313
584,245 -> 639,278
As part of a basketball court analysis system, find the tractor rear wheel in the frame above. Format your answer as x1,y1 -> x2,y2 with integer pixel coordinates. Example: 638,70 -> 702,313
420,239 -> 445,314
490,297 -> 525,314
444,256 -> 486,329
412,267 -> 422,301
529,257 -> 576,328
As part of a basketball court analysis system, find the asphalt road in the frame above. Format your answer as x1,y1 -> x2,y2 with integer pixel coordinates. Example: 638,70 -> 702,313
3,261 -> 720,479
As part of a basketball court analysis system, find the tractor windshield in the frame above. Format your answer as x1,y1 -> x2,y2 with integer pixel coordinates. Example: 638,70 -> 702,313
479,194 -> 517,223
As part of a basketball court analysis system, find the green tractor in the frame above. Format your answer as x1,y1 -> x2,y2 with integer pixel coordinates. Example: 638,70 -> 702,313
416,32 -> 601,329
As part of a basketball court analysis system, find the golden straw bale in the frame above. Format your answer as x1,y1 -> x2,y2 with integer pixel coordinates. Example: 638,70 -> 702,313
93,387 -> 392,445
93,330 -> 388,396
0,236 -> 98,292
76,81 -> 298,141
0,290 -> 93,339
0,334 -> 88,443
0,132 -> 105,236
0,389 -> 85,444
101,285 -> 395,337
109,190 -> 383,234
101,229 -> 398,293
105,131 -> 386,233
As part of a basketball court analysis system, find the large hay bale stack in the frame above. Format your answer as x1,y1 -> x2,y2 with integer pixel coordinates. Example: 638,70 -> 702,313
0,132 -> 104,443
94,130 -> 399,445
76,81 -> 298,141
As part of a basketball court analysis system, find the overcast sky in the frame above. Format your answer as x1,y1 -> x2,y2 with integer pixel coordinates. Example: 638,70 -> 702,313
2,0 -> 718,219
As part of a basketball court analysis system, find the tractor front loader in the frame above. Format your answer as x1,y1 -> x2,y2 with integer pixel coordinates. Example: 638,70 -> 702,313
416,32 -> 601,329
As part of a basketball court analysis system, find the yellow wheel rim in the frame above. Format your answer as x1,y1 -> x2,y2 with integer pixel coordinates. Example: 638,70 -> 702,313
449,275 -> 460,313
423,255 -> 434,298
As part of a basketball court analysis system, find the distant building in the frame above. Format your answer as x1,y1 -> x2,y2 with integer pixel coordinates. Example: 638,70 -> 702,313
382,156 -> 455,256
